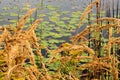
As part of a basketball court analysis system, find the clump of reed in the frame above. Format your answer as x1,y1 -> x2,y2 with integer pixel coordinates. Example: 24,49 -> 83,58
0,8 -> 42,80
0,0 -> 120,80
50,0 -> 120,80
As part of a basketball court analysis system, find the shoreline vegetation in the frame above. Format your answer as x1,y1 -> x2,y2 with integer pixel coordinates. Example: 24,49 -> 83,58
0,0 -> 120,80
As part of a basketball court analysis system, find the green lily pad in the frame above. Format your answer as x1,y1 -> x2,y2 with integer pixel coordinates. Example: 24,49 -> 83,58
49,16 -> 59,22
39,14 -> 46,17
41,40 -> 49,46
61,17 -> 70,20
52,33 -> 62,38
26,18 -> 34,22
61,11 -> 70,14
46,5 -> 56,10
69,19 -> 77,24
68,24 -> 76,30
56,21 -> 65,26
1,13 -> 8,16
49,44 -> 58,49
22,7 -> 30,11
48,39 -> 60,44
10,12 -> 18,16
49,24 -> 55,27
62,33 -> 71,36
9,20 -> 17,23
43,21 -> 49,24
2,7 -> 9,10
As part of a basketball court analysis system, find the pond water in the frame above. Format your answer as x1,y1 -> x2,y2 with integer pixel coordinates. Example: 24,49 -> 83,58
0,0 -> 119,24
0,0 -> 97,24
0,0 -> 119,49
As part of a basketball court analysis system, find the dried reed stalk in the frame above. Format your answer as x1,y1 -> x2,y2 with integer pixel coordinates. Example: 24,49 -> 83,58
57,0 -> 120,79
78,0 -> 100,28
0,8 -> 42,80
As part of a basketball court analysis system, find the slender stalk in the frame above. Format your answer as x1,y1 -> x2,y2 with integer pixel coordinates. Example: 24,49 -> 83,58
88,0 -> 92,48
116,0 -> 119,18
34,9 -> 38,22
87,1 -> 92,80
105,0 -> 111,80
95,0 -> 100,56
112,0 -> 115,18
40,0 -> 44,10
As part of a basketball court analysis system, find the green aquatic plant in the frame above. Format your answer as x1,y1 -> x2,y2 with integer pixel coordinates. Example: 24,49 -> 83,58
0,0 -> 83,49
36,4 -> 82,49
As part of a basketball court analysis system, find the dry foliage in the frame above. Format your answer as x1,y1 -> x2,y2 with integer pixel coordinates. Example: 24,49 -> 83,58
0,0 -> 120,80
51,0 -> 120,80
0,8 -> 42,80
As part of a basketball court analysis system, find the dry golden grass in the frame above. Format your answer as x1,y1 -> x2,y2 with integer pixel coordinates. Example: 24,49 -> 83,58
0,0 -> 120,80
0,8 -> 42,80
53,0 -> 120,80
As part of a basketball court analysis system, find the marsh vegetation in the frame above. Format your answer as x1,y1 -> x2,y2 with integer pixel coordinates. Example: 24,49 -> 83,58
0,0 -> 120,80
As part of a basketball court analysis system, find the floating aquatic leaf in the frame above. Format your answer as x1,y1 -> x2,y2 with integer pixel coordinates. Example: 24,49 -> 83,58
52,33 -> 63,38
43,21 -> 49,24
71,11 -> 82,18
61,11 -> 70,14
10,12 -> 18,16
54,13 -> 60,17
47,11 -> 60,16
26,4 -> 31,7
56,21 -> 66,27
69,19 -> 77,24
54,27 -> 63,32
72,11 -> 82,15
61,17 -> 70,20
39,14 -> 46,17
49,16 -> 59,22
49,44 -> 58,49
26,17 -> 34,22
62,33 -> 71,36
48,39 -> 60,44
41,40 -> 49,46
2,7 -> 9,10
0,13 -> 8,16
22,7 -> 30,11
71,14 -> 80,18
42,32 -> 52,37
68,24 -> 76,30
47,12 -> 55,15
9,19 -> 17,23
46,5 -> 56,10
49,24 -> 55,27
45,28 -> 54,31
